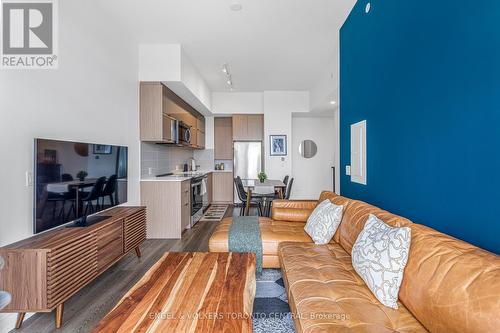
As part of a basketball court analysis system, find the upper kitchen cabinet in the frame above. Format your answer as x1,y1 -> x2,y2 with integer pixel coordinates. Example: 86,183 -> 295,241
232,114 -> 264,141
214,117 -> 233,160
140,82 -> 176,143
140,82 -> 205,149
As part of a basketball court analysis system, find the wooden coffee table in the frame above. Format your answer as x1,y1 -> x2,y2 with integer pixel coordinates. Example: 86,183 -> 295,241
93,252 -> 256,333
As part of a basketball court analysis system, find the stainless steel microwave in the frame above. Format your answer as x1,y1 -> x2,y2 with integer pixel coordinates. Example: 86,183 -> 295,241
178,121 -> 192,145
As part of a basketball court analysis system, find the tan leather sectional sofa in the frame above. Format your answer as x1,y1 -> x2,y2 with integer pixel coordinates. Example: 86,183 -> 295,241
209,191 -> 500,332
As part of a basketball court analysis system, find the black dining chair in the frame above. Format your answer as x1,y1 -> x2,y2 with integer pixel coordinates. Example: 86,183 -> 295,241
283,175 -> 289,186
61,174 -> 73,182
285,178 -> 294,199
100,175 -> 118,208
234,176 -> 263,216
82,177 -> 106,215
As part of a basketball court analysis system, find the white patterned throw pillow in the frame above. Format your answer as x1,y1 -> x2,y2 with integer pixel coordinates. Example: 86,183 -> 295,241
351,214 -> 411,309
304,199 -> 344,245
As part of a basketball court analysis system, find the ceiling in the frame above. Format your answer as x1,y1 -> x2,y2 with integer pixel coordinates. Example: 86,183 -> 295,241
98,0 -> 356,92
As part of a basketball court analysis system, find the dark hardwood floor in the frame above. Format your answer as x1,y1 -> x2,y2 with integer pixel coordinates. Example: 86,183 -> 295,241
10,205 -> 254,333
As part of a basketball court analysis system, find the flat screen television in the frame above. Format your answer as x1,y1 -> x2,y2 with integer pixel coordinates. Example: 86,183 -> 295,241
34,139 -> 128,233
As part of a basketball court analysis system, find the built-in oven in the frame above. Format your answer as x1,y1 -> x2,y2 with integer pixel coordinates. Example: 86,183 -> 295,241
178,121 -> 192,146
191,174 -> 208,227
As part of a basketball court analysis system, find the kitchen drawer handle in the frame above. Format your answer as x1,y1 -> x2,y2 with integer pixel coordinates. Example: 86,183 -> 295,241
184,203 -> 189,206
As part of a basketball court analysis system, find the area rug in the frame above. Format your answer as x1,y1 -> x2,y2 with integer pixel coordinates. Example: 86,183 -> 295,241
199,204 -> 228,222
253,269 -> 295,333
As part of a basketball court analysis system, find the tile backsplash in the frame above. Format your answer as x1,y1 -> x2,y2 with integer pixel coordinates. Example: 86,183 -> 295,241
141,142 -> 194,176
193,149 -> 214,170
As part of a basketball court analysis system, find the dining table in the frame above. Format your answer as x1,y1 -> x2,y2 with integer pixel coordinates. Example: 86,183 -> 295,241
46,178 -> 99,218
241,179 -> 286,216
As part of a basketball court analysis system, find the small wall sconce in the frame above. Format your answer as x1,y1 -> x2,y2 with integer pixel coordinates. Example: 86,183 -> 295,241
365,2 -> 371,14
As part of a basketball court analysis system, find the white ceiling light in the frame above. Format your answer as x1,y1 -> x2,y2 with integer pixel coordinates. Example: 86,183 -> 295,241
222,63 -> 234,90
230,3 -> 243,11
330,100 -> 337,105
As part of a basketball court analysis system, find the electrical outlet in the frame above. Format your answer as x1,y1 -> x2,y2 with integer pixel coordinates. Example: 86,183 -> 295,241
346,165 -> 351,176
25,171 -> 33,187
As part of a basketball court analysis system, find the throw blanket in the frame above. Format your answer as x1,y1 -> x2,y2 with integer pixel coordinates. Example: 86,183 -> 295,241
228,216 -> 263,274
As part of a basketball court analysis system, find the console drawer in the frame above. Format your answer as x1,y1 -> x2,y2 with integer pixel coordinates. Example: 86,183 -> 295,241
96,221 -> 123,272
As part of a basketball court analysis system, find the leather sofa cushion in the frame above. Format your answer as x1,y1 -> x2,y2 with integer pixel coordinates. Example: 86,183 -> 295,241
398,223 -> 500,333
209,217 -> 314,257
337,199 -> 413,254
271,200 -> 318,223
318,191 -> 355,243
279,242 -> 427,333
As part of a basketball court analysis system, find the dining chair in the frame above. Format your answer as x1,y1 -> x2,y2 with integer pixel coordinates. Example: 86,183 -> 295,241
234,176 -> 263,216
285,178 -> 294,199
253,185 -> 275,217
82,177 -> 107,215
283,175 -> 289,186
61,174 -> 73,182
100,175 -> 118,208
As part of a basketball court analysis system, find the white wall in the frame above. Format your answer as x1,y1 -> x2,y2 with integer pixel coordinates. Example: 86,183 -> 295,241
263,91 -> 310,180
291,116 -> 337,199
0,1 -> 139,328
138,43 -> 211,114
212,92 -> 264,114
210,91 -> 310,180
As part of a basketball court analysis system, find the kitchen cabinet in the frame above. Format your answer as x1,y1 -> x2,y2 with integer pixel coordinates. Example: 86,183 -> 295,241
232,114 -> 263,141
140,82 -> 206,149
207,172 -> 213,204
140,82 -> 177,143
214,117 -> 233,159
212,172 -> 234,204
196,129 -> 205,148
197,117 -> 205,133
141,180 -> 191,239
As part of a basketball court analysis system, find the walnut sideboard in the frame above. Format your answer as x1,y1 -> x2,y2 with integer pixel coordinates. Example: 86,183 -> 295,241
0,206 -> 146,329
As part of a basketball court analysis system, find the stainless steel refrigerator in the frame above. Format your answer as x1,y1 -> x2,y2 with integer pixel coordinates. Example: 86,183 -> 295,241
233,141 -> 263,203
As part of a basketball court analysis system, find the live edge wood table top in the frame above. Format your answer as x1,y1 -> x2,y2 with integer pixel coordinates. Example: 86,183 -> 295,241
93,252 -> 256,333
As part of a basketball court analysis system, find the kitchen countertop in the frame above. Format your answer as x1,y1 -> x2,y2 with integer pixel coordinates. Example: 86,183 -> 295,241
141,170 -> 233,182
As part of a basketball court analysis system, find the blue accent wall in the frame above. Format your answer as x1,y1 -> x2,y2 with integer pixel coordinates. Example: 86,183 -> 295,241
340,1 -> 500,254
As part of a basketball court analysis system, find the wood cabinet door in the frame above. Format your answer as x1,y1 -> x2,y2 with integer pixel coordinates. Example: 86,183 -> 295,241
181,181 -> 191,230
212,172 -> 234,203
140,82 -> 163,141
196,129 -> 205,148
207,172 -> 213,204
197,117 -> 205,133
214,117 -> 233,159
47,233 -> 98,308
190,128 -> 198,148
247,115 -> 264,140
123,209 -> 146,253
232,115 -> 248,141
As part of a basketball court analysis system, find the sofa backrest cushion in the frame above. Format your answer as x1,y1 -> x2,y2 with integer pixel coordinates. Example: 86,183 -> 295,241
271,200 -> 318,223
318,191 -> 354,242
398,223 -> 500,333
336,199 -> 413,254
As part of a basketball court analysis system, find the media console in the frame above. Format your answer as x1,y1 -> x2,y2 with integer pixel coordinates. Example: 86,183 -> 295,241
0,206 -> 146,329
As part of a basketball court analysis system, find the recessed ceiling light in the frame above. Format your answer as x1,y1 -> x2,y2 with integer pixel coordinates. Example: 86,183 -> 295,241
330,100 -> 337,105
230,3 -> 243,11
